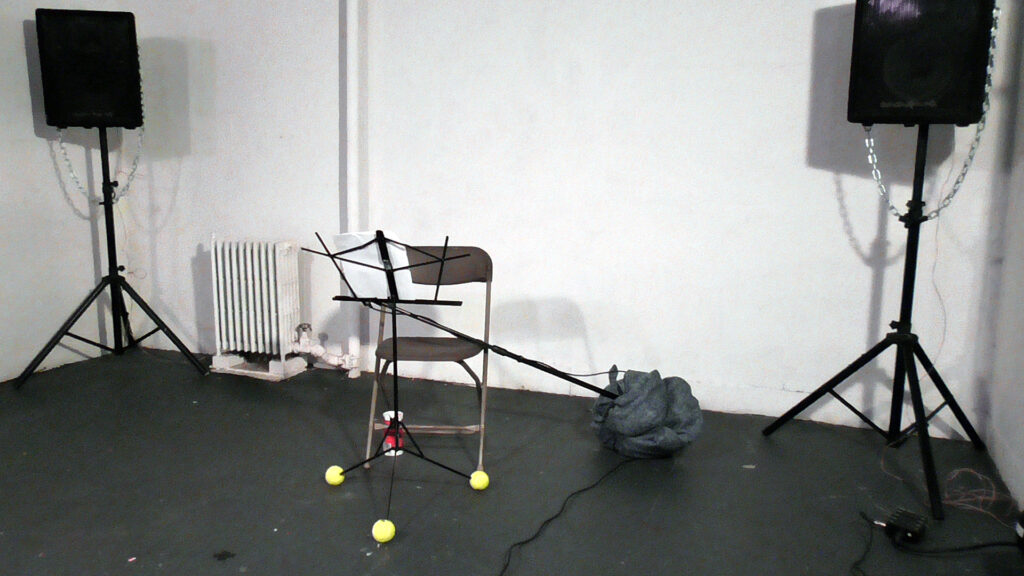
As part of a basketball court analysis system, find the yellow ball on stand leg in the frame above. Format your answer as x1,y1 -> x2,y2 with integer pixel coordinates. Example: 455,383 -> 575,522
372,519 -> 396,543
469,470 -> 490,491
324,465 -> 345,486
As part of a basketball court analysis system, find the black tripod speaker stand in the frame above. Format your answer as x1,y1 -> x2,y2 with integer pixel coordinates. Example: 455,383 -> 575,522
762,124 -> 985,519
15,128 -> 208,389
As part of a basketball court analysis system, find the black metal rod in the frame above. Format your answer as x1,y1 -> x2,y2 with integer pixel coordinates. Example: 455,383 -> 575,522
390,302 -> 400,420
98,128 -> 129,353
376,231 -> 400,302
887,124 -> 930,436
912,343 -> 985,449
762,338 -> 892,435
405,450 -> 473,480
14,278 -> 113,388
64,332 -> 116,353
895,124 -> 931,330
902,344 -> 944,519
887,344 -> 909,440
119,278 -> 208,375
391,304 -> 617,399
434,237 -> 449,301
826,390 -> 887,436
313,232 -> 356,298
133,326 -> 162,343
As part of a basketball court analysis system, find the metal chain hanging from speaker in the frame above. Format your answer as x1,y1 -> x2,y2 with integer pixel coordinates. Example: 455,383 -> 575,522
56,66 -> 145,205
58,126 -> 144,204
863,4 -> 1001,221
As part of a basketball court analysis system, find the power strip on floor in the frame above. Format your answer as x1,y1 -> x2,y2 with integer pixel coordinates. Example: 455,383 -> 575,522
878,508 -> 928,543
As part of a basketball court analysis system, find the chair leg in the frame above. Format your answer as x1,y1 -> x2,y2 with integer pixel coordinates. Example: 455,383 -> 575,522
477,380 -> 487,472
458,360 -> 486,471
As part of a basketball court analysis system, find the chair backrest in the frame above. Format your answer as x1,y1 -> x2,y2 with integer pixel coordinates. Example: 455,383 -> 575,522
406,246 -> 492,286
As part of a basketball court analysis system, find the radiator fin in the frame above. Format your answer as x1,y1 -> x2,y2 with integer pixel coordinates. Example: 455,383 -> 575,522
210,238 -> 305,381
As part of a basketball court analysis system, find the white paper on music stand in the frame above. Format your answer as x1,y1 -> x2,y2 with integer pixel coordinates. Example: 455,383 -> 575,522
333,232 -> 416,300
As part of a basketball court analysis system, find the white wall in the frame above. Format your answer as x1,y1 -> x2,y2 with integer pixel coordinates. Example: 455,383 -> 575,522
0,0 -> 342,381
984,0 -> 1024,505
2,0 -> 1021,502
357,0 -> 1022,486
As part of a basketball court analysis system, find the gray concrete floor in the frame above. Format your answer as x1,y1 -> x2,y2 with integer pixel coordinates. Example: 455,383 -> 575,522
1,349 -> 1021,575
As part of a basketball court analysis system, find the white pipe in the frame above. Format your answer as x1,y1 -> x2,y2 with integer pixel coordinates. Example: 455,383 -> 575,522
291,324 -> 352,368
345,0 -> 368,376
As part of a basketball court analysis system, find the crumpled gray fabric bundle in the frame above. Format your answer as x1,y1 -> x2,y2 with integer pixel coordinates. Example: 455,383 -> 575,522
592,366 -> 703,458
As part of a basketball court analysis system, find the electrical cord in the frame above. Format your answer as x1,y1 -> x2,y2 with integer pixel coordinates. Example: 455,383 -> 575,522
892,536 -> 1020,556
497,457 -> 638,576
849,512 -> 877,576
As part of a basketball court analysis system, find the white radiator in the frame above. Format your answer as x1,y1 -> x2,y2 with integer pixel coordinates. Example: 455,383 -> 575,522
210,238 -> 306,381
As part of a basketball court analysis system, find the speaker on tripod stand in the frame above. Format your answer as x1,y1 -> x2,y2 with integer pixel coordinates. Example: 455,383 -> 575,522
15,9 -> 207,388
764,0 -> 997,520
847,0 -> 994,127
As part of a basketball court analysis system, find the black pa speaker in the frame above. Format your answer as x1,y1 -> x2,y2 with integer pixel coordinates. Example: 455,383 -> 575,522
848,0 -> 994,126
35,8 -> 143,129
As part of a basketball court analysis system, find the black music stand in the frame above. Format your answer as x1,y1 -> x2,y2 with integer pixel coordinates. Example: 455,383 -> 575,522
309,231 -> 482,539
762,125 -> 985,519
307,230 -> 620,540
15,128 -> 208,388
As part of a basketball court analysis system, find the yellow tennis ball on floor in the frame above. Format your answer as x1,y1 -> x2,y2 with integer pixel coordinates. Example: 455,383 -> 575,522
372,519 -> 396,543
324,465 -> 345,486
470,470 -> 490,491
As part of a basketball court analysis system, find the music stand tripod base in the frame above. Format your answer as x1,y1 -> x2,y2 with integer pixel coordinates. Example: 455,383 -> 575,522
320,232 -> 488,540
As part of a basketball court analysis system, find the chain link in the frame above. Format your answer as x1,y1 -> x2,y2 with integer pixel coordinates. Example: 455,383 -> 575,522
57,128 -> 89,198
864,130 -> 903,218
118,125 -> 145,201
55,53 -> 145,204
57,126 -> 144,204
863,5 -> 1000,221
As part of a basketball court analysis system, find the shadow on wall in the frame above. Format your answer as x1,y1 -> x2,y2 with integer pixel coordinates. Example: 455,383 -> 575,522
191,244 -> 215,353
974,6 -> 1024,435
139,38 -> 192,160
806,5 -> 954,180
491,297 -> 598,395
126,38 -> 196,348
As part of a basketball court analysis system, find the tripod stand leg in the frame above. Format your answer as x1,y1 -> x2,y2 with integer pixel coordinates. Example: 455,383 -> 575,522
109,277 -> 135,352
399,421 -> 472,479
14,277 -> 112,389
886,345 -> 909,440
902,345 -> 944,519
912,343 -> 986,450
118,277 -> 208,375
763,338 -> 892,436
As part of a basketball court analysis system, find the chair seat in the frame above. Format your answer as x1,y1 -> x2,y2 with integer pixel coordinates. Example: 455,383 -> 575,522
376,336 -> 484,363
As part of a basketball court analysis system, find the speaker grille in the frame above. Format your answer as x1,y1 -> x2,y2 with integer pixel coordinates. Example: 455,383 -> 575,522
36,9 -> 143,129
848,0 -> 994,126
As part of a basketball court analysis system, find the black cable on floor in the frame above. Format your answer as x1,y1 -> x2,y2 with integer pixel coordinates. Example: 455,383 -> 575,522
497,457 -> 638,576
893,537 -> 1020,556
849,512 -> 876,576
